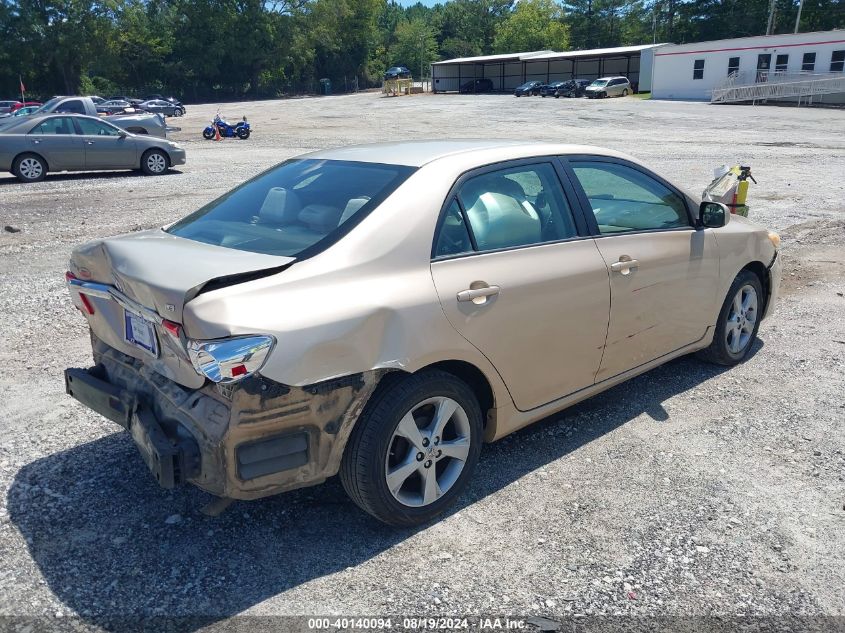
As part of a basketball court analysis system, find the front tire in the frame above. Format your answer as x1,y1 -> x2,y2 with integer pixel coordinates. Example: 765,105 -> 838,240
340,370 -> 483,527
140,149 -> 169,176
622,89 -> 629,96
202,128 -> 215,140
698,270 -> 764,365
13,153 -> 47,183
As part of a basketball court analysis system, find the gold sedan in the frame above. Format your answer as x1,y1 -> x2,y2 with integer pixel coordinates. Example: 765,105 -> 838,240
65,140 -> 782,526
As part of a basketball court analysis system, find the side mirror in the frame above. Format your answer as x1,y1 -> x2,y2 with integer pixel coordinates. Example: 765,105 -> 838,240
118,130 -> 127,138
699,201 -> 729,228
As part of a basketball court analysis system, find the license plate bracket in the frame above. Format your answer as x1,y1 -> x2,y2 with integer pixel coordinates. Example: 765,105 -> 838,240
124,310 -> 158,357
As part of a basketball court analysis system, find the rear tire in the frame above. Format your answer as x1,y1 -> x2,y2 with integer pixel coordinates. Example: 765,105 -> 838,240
12,153 -> 47,183
340,370 -> 483,527
237,128 -> 250,139
140,149 -> 169,176
698,270 -> 764,366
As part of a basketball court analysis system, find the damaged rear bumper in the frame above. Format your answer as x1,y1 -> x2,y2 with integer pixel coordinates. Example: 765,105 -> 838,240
65,336 -> 383,500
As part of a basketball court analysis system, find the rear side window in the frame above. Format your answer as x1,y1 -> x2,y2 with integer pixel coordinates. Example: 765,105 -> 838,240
452,163 -> 577,254
571,161 -> 689,234
434,200 -> 473,258
167,159 -> 415,257
30,117 -> 74,135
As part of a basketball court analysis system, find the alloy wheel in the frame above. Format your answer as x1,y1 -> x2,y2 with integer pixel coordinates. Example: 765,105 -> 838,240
384,396 -> 471,508
19,157 -> 43,180
146,153 -> 167,174
725,283 -> 758,354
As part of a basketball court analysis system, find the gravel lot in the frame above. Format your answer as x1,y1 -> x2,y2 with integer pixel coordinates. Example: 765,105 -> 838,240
0,92 -> 843,630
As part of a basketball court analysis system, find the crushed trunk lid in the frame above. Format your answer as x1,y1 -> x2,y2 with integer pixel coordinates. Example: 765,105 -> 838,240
70,229 -> 294,324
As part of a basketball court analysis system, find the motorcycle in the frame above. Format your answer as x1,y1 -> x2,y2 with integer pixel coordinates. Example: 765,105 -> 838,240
203,112 -> 251,140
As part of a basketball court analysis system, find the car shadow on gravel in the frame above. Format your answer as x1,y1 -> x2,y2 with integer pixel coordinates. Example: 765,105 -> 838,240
0,170 -> 183,185
7,345 -> 759,629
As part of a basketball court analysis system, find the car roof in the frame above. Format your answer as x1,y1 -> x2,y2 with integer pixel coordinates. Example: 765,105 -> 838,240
301,140 -> 634,168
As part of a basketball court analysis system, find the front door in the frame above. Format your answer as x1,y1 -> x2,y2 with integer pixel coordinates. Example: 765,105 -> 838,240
27,116 -> 84,171
430,160 -> 611,411
566,158 -> 721,382
74,117 -> 137,169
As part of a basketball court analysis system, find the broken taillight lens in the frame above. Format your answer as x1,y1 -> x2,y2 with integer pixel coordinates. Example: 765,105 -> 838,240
186,335 -> 274,384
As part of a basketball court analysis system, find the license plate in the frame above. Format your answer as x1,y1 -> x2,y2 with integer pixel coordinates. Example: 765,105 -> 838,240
124,310 -> 158,357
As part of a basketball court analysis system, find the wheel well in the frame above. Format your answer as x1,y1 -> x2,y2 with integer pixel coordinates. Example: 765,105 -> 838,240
740,261 -> 770,312
13,151 -> 49,171
423,360 -> 495,429
141,147 -> 170,166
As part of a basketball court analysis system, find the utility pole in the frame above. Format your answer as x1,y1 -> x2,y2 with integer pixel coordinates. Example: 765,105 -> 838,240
652,0 -> 658,45
794,0 -> 804,33
766,0 -> 776,34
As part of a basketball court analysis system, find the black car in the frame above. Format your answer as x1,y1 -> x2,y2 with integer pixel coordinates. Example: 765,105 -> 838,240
538,81 -> 568,97
384,66 -> 411,80
108,95 -> 144,106
459,78 -> 494,94
144,94 -> 184,107
554,79 -> 592,98
513,80 -> 543,97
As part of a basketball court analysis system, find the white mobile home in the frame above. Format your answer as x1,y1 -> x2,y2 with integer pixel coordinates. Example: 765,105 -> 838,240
651,30 -> 845,101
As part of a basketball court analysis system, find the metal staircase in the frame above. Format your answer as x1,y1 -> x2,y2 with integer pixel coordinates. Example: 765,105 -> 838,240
711,71 -> 845,104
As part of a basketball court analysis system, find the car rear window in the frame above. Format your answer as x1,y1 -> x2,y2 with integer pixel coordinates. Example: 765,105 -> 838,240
167,159 -> 415,257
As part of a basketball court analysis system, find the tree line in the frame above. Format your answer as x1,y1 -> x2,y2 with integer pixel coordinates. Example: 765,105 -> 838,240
1,0 -> 843,102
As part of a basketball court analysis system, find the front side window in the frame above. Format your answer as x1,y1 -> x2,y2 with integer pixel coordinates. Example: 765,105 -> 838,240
75,118 -> 122,136
454,163 -> 577,253
831,50 -> 845,72
29,117 -> 74,135
571,161 -> 689,234
802,52 -> 816,71
693,59 -> 705,80
728,57 -> 740,75
167,159 -> 415,257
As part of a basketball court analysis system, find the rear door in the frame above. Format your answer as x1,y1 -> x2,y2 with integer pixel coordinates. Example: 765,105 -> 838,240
27,116 -> 84,170
563,156 -> 720,382
430,159 -> 611,411
73,117 -> 137,169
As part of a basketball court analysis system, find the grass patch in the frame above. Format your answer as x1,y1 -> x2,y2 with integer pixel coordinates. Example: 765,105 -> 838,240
631,91 -> 651,100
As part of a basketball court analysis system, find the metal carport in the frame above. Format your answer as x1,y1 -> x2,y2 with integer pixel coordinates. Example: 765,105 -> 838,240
432,44 -> 667,94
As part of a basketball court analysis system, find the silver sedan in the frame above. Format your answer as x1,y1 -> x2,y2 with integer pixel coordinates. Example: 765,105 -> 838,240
0,114 -> 186,182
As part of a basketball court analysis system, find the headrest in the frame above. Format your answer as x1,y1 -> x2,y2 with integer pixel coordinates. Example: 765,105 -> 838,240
259,187 -> 300,225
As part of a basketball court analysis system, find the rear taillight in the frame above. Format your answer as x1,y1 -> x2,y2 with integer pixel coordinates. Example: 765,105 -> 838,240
66,271 -> 95,315
187,335 -> 274,384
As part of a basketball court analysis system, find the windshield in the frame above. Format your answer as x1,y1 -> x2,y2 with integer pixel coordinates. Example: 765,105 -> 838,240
590,80 -> 609,87
167,159 -> 415,257
32,97 -> 63,115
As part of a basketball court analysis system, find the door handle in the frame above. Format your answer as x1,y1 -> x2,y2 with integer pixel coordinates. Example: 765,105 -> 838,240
457,285 -> 500,303
85,141 -> 95,145
32,139 -> 41,144
610,258 -> 639,275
